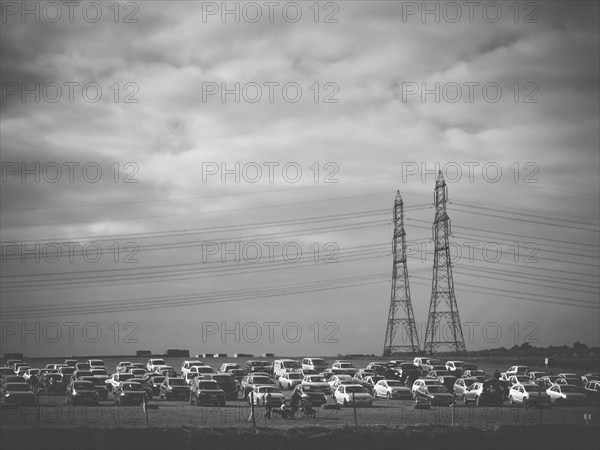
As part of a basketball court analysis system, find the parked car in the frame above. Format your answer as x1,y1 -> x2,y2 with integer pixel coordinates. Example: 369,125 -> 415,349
159,377 -> 189,400
366,362 -> 388,376
327,374 -> 353,391
204,373 -> 238,400
146,376 -> 165,396
334,384 -> 373,406
15,365 -> 31,377
276,372 -> 302,390
411,378 -> 443,398
373,379 -> 412,399
2,382 -> 37,406
181,361 -> 205,377
506,366 -> 529,376
114,381 -> 147,406
508,384 -> 551,408
219,363 -> 241,373
147,359 -> 167,373
463,380 -> 503,406
556,377 -> 584,388
116,362 -> 133,373
190,379 -> 226,406
88,360 -> 105,370
413,358 -> 444,375
105,373 -> 135,393
445,361 -> 466,376
527,371 -> 547,381
581,373 -> 599,383
462,370 -> 488,381
437,375 -> 457,392
291,383 -> 327,407
129,378 -> 154,400
65,380 -> 100,405
273,359 -> 302,379
507,375 -> 531,386
414,384 -> 454,406
241,374 -> 275,398
247,385 -> 285,407
332,361 -> 357,376
354,369 -> 376,381
23,368 -> 41,382
454,377 -> 478,397
244,360 -> 271,374
64,359 -> 78,367
546,384 -> 588,405
302,358 -> 329,373
41,373 -> 64,395
79,376 -> 110,400
584,380 -> 600,405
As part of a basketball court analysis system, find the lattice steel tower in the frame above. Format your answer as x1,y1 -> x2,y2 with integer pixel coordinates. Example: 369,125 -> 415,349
423,171 -> 466,355
383,191 -> 421,356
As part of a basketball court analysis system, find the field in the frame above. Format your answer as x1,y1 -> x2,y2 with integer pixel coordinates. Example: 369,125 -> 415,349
2,355 -> 599,449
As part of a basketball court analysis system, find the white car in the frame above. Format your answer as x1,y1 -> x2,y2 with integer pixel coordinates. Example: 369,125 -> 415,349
147,359 -> 167,372
334,384 -> 373,406
327,374 -> 353,390
506,366 -> 529,376
189,365 -> 215,377
411,378 -> 442,397
508,384 -> 551,407
301,358 -> 329,373
248,385 -> 285,407
278,371 -> 303,390
445,361 -> 466,374
373,379 -> 412,400
302,375 -> 332,394
181,361 -> 205,376
116,362 -> 133,373
219,363 -> 241,373
88,359 -> 106,369
546,384 -> 588,405
507,375 -> 531,386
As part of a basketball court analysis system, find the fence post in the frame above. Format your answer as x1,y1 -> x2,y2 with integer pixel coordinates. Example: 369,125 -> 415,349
352,392 -> 358,429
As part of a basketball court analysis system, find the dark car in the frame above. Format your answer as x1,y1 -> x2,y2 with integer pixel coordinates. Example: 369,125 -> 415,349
206,373 -> 238,400
159,377 -> 189,400
415,384 -> 454,406
2,382 -> 37,406
65,380 -> 100,405
41,373 -> 64,395
292,384 -> 327,407
245,360 -> 272,374
146,376 -> 165,396
58,367 -> 76,387
64,359 -> 78,367
114,382 -> 147,406
129,378 -> 154,400
79,376 -> 110,400
189,379 -> 226,406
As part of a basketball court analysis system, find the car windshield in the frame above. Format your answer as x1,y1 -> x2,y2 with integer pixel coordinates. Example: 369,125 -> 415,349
199,382 -> 218,389
289,373 -> 303,379
213,375 -> 233,383
340,363 -> 354,369
123,383 -> 142,391
151,377 -> 165,384
152,360 -> 165,365
308,376 -> 325,382
169,378 -> 186,386
254,377 -> 271,384
516,376 -> 529,381
560,386 -> 578,392
260,387 -> 279,393
345,386 -> 366,394
387,381 -> 402,387
121,374 -> 134,381
82,378 -> 103,386
428,386 -> 449,393
74,382 -> 94,390
6,384 -> 30,392
61,368 -> 75,374
231,369 -> 244,376
524,385 -> 541,392
284,362 -> 301,369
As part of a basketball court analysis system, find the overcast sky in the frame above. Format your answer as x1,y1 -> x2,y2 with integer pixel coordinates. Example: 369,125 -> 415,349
1,1 -> 598,358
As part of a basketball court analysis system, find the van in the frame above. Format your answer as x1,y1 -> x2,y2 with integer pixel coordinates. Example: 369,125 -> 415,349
302,358 -> 328,372
273,359 -> 301,379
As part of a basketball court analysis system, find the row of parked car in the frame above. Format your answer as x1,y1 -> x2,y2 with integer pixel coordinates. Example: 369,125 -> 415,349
1,357 -> 598,409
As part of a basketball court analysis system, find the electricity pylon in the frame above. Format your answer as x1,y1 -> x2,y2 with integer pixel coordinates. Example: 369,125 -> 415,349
423,171 -> 466,355
383,191 -> 421,356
